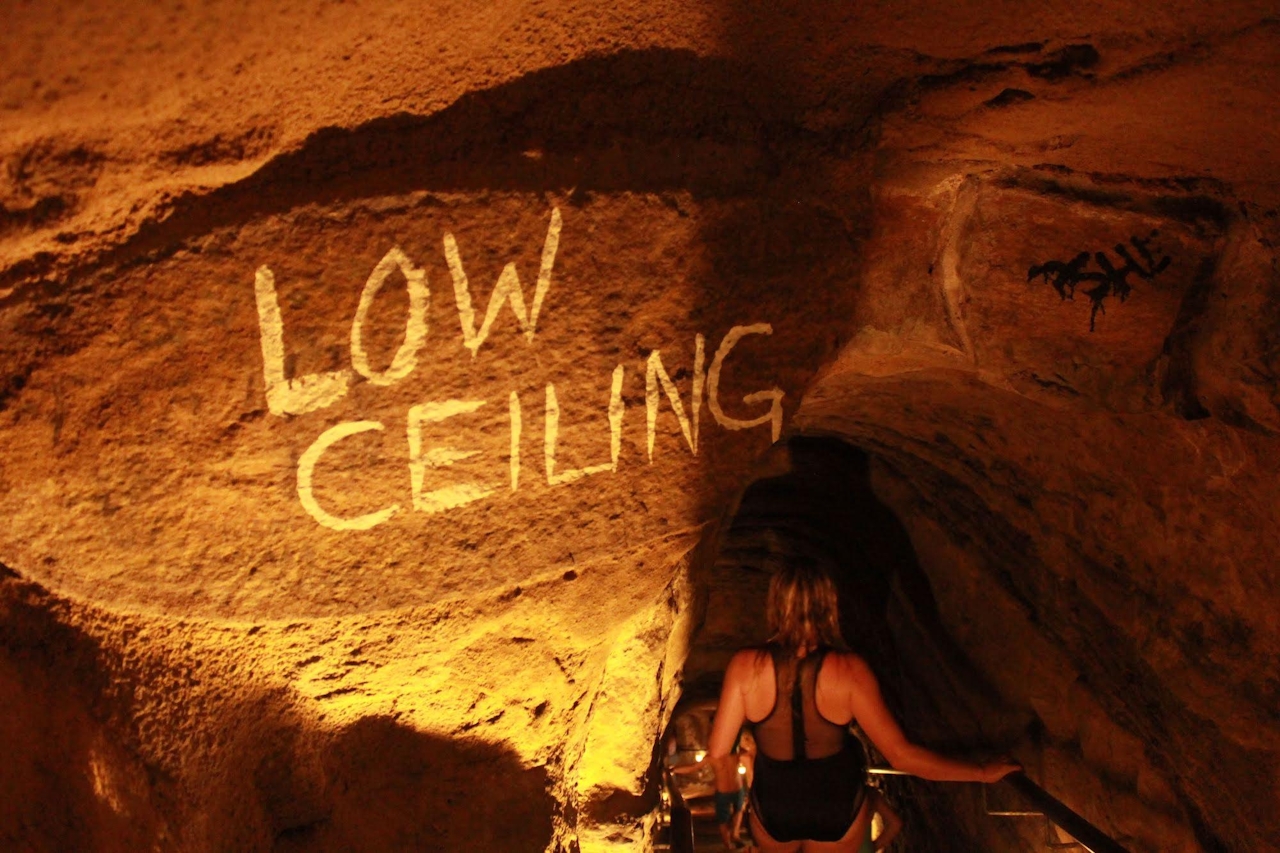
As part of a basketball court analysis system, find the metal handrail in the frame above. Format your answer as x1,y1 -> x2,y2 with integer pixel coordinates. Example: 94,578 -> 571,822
1003,772 -> 1131,853
866,766 -> 1131,853
663,765 -> 1130,853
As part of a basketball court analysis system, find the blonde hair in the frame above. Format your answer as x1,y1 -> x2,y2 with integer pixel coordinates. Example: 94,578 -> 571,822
766,561 -> 846,652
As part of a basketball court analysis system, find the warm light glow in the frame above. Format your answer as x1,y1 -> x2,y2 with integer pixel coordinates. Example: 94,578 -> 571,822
737,765 -> 746,775
695,750 -> 706,762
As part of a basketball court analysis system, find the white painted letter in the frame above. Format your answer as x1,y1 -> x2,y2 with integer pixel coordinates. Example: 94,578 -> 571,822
544,369 -> 624,486
297,420 -> 399,530
607,364 -> 625,471
444,207 -> 562,357
350,247 -> 429,386
407,399 -> 494,514
255,266 -> 351,416
708,324 -> 784,443
645,335 -> 704,462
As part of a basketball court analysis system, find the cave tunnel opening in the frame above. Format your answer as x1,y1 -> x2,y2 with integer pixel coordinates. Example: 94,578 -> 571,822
659,435 -> 1027,853
681,436 -> 909,701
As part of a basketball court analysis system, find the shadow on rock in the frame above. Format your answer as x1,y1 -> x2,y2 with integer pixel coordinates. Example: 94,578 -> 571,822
0,570 -> 167,853
280,715 -> 554,853
0,568 -> 554,853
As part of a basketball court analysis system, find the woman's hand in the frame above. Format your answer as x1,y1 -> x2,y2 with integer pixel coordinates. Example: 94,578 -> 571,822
980,758 -> 1023,783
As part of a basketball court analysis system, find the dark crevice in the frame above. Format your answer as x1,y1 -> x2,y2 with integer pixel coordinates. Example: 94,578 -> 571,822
1160,255 -> 1220,419
0,194 -> 70,233
1026,44 -> 1100,81
985,42 -> 1045,56
984,88 -> 1035,108
999,166 -> 1234,230
918,62 -> 1010,91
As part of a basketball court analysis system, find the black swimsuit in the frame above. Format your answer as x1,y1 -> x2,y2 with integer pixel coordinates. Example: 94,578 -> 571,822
749,646 -> 868,843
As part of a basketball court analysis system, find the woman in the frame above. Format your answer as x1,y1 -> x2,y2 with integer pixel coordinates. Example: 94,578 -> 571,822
707,563 -> 1020,852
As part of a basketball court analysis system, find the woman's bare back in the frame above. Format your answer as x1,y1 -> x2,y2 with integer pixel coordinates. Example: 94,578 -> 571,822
737,647 -> 859,730
717,647 -> 1015,785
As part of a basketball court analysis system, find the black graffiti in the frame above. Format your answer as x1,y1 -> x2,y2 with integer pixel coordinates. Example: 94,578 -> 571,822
1027,231 -> 1171,331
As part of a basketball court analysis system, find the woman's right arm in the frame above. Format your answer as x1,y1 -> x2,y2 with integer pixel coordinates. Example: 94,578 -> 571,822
838,653 -> 1019,783
707,649 -> 755,760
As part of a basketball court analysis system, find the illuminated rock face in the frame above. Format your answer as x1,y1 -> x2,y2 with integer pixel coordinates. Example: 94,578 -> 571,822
1,3 -> 1278,852
0,191 -> 836,617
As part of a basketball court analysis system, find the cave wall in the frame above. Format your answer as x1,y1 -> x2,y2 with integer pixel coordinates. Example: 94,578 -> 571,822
2,2 -> 1278,851
792,119 -> 1280,853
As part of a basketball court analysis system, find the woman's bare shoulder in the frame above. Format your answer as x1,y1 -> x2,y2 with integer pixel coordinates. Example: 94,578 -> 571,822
821,649 -> 874,682
725,647 -> 771,683
728,646 -> 771,670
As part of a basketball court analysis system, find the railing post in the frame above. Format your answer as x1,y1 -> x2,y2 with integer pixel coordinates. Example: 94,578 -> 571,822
665,767 -> 696,853
668,803 -> 695,853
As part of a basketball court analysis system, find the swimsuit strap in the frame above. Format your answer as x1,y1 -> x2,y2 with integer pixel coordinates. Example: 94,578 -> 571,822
788,648 -> 831,759
790,651 -> 805,758
755,644 -> 840,761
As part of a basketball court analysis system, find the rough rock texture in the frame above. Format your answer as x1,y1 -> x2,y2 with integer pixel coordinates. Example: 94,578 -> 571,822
2,2 -> 1278,851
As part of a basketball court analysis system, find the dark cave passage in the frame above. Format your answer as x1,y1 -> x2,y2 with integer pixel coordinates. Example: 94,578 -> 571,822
681,437 -> 910,699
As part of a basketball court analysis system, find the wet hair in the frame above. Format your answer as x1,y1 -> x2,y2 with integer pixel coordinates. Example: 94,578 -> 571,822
765,561 -> 846,652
